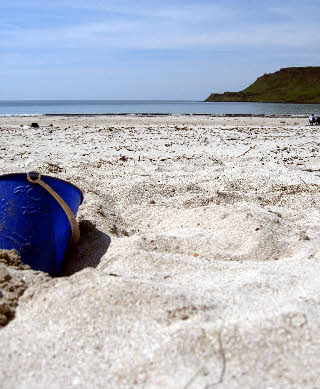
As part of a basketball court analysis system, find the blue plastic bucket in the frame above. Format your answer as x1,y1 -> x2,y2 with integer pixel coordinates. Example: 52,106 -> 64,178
0,173 -> 83,276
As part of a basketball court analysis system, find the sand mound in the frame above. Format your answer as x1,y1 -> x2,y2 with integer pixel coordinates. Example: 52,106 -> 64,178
0,250 -> 51,328
1,261 -> 320,387
0,264 -> 27,327
0,250 -> 28,327
0,249 -> 30,270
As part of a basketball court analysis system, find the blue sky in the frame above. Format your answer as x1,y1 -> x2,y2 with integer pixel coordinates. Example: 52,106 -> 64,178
1,0 -> 320,100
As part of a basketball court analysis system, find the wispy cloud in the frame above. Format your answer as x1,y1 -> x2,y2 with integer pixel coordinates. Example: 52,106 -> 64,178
1,1 -> 319,51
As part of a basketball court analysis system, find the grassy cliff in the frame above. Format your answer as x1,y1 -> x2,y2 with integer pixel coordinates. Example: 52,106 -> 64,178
205,67 -> 320,103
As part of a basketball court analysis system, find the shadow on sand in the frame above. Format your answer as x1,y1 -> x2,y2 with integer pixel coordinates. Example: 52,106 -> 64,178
60,220 -> 111,276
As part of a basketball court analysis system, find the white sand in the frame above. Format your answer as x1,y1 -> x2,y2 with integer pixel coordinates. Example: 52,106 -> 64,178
0,115 -> 320,388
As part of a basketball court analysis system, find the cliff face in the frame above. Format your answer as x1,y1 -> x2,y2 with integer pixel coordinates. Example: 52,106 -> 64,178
205,67 -> 320,104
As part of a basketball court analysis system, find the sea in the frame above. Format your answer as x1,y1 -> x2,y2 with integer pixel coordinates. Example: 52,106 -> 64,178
0,100 -> 319,116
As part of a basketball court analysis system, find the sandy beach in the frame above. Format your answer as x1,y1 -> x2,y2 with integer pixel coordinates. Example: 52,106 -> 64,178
0,114 -> 320,388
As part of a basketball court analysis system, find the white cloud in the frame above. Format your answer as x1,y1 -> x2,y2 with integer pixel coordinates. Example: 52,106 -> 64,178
1,16 -> 319,52
0,1 -> 319,52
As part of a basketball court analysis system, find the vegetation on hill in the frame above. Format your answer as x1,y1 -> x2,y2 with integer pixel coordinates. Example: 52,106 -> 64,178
205,67 -> 320,104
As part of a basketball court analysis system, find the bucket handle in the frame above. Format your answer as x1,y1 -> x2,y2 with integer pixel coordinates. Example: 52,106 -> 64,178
27,172 -> 80,245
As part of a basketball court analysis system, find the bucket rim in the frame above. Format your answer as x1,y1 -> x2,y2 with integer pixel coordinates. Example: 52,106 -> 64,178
0,172 -> 83,204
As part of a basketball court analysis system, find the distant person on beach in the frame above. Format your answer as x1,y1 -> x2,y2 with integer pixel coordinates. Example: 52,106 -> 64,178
309,114 -> 315,125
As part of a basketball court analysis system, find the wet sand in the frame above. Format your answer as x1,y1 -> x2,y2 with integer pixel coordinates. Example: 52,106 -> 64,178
0,115 -> 320,388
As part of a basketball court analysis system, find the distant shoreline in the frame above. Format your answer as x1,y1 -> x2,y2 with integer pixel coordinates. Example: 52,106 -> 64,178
43,113 -> 308,118
0,113 -> 310,118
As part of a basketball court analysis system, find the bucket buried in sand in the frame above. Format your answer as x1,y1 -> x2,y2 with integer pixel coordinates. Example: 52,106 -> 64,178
0,172 -> 83,276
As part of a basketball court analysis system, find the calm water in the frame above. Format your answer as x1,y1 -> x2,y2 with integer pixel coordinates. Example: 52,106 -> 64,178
0,100 -> 319,116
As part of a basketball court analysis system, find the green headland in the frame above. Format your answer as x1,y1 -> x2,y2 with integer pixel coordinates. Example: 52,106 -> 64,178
205,66 -> 320,104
